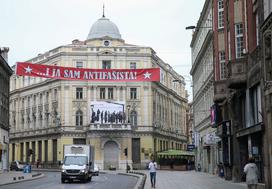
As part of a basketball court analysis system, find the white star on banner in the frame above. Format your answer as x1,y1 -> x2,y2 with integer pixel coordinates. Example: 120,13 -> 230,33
143,72 -> 152,79
24,66 -> 32,74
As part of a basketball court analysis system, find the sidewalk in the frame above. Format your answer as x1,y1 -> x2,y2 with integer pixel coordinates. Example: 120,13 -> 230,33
142,170 -> 247,189
0,171 -> 44,186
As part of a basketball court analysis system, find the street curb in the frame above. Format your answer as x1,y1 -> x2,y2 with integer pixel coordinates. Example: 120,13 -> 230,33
118,171 -> 146,189
0,173 -> 45,186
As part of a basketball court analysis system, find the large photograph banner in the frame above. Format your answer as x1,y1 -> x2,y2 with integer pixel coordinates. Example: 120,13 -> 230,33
16,62 -> 160,82
90,101 -> 126,124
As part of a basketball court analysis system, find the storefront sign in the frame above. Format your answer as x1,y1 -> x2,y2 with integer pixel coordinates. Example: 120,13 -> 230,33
187,144 -> 195,151
204,131 -> 220,145
16,62 -> 160,82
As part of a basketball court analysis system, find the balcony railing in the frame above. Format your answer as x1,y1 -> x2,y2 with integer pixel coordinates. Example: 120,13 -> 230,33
89,124 -> 132,131
227,59 -> 247,89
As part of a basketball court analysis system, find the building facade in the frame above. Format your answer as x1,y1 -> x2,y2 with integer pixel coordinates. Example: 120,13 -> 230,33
261,0 -> 272,188
213,0 -> 266,185
0,47 -> 12,172
190,0 -> 218,174
8,15 -> 188,170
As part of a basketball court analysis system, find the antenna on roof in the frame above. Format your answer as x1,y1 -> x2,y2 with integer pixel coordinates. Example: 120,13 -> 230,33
102,3 -> 105,17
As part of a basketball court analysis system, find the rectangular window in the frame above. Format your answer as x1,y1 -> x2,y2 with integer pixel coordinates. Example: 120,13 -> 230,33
130,62 -> 136,69
218,0 -> 224,28
250,85 -> 262,125
76,88 -> 83,99
76,61 -> 83,68
46,92 -> 49,103
39,94 -> 43,104
108,88 -> 113,99
76,112 -> 83,127
33,95 -> 36,105
28,97 -> 30,107
219,51 -> 227,79
102,60 -> 111,69
235,23 -> 244,58
54,89 -> 58,101
130,88 -> 137,100
100,88 -> 105,99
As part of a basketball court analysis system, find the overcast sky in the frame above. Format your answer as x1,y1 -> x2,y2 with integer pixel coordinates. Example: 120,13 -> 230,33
1,0 -> 204,100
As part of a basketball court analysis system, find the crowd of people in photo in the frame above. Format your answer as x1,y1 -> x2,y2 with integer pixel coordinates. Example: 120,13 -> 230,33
91,109 -> 126,124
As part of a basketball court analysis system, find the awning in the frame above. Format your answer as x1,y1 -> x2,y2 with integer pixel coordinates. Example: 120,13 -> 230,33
157,149 -> 195,156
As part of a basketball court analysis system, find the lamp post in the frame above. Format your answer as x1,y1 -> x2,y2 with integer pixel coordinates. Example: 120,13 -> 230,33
127,105 -> 131,123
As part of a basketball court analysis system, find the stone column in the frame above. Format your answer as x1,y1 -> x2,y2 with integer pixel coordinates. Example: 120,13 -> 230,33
47,139 -> 53,162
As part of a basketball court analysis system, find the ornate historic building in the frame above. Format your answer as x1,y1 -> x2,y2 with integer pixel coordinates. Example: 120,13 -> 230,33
8,14 -> 188,170
0,47 -> 12,172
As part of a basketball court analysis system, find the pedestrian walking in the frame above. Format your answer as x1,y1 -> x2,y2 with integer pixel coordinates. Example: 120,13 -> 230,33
148,158 -> 157,188
243,157 -> 259,189
36,159 -> 40,168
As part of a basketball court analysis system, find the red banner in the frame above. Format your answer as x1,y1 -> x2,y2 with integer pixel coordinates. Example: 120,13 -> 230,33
16,62 -> 160,82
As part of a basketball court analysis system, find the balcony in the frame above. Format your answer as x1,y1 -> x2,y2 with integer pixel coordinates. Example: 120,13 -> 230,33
227,59 -> 247,89
89,124 -> 132,131
213,80 -> 228,103
248,47 -> 262,86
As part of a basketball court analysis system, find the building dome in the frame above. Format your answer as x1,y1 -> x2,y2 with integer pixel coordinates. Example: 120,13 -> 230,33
87,16 -> 122,40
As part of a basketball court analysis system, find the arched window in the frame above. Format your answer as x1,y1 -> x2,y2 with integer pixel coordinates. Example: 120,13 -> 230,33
76,110 -> 83,127
130,110 -> 137,126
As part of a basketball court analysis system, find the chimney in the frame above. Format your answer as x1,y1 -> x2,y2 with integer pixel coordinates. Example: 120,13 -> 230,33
0,47 -> 9,62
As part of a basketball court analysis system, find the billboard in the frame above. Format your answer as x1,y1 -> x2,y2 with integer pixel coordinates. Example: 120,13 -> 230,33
90,101 -> 126,124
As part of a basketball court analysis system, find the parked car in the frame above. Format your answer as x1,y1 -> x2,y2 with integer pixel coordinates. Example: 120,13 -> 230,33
93,164 -> 99,176
10,161 -> 25,171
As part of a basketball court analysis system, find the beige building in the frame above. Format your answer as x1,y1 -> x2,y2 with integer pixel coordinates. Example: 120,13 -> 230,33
9,14 -> 188,170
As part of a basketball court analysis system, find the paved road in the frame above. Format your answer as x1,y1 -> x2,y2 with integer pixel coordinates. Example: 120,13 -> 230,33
0,172 -> 138,189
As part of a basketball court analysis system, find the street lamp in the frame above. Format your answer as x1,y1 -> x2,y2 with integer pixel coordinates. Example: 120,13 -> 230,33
185,25 -> 213,30
127,105 -> 131,123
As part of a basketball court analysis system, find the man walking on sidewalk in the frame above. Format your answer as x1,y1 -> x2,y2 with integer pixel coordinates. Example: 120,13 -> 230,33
148,158 -> 157,188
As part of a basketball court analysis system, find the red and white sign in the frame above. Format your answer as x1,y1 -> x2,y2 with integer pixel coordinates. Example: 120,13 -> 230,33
16,62 -> 160,82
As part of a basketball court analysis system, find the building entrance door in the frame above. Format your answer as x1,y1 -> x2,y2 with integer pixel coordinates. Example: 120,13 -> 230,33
104,141 -> 119,170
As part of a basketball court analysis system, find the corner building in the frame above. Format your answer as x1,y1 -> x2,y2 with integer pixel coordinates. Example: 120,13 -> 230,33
9,15 -> 188,170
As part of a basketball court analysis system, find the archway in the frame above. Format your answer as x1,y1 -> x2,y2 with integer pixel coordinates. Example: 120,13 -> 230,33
104,141 -> 119,170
